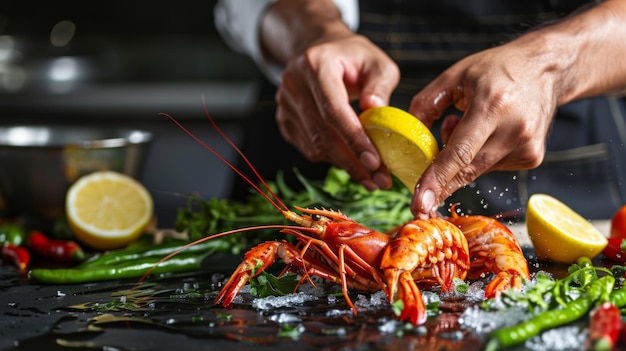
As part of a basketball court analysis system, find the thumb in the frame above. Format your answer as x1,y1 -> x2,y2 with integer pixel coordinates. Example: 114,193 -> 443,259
358,63 -> 399,111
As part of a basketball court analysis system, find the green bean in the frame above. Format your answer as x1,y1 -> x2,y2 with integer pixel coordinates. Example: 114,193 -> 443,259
78,238 -> 230,268
30,253 -> 206,284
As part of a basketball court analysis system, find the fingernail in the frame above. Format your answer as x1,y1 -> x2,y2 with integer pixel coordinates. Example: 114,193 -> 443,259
421,189 -> 436,213
359,151 -> 379,172
369,94 -> 385,107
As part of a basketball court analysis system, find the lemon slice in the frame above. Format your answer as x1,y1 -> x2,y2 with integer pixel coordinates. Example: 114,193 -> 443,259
66,171 -> 153,250
359,106 -> 439,192
526,193 -> 607,264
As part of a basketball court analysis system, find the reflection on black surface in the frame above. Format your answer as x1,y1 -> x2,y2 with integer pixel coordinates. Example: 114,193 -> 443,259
0,248 -> 583,351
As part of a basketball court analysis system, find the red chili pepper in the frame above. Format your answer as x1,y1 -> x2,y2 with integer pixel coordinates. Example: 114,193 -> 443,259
27,231 -> 85,263
602,237 -> 626,263
1,244 -> 30,274
589,302 -> 622,351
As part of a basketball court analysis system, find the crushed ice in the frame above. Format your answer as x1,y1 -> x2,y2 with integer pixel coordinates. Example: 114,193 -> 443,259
325,309 -> 352,318
269,313 -> 301,324
355,290 -> 389,311
252,292 -> 318,310
525,325 -> 588,351
459,305 -> 529,334
297,276 -> 335,297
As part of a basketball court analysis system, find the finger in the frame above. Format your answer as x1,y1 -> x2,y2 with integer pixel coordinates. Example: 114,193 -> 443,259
408,72 -> 461,128
482,123 -> 547,172
276,73 -> 335,163
280,66 -> 382,189
410,109 -> 494,218
440,114 -> 461,145
357,58 -> 400,111
309,60 -> 392,187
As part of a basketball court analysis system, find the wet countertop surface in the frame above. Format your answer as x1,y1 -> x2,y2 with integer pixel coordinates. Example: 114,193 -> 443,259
0,222 -> 612,351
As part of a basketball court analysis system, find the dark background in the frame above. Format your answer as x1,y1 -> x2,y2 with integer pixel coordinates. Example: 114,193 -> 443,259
0,0 -> 264,226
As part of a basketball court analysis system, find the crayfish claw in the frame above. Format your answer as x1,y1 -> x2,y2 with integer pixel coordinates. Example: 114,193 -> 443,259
484,271 -> 524,298
395,271 -> 427,325
214,241 -> 296,307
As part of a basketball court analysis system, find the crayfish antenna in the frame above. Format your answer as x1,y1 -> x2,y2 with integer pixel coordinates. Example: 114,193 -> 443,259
199,96 -> 290,212
159,108 -> 287,213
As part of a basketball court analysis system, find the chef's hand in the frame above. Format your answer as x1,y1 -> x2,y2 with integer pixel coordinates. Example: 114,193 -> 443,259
408,40 -> 557,218
409,0 -> 626,218
274,33 -> 400,191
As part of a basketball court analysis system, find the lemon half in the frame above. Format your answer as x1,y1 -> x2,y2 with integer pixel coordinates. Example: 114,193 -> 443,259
526,193 -> 607,264
359,106 -> 439,192
66,171 -> 153,250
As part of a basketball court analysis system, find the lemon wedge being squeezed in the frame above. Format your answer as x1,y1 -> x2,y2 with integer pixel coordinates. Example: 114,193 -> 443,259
359,106 -> 439,192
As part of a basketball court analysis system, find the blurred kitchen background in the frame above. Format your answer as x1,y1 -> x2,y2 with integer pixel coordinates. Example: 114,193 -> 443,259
0,1 -> 263,226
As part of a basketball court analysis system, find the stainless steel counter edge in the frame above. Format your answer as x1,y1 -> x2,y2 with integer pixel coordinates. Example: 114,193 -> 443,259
0,81 -> 259,118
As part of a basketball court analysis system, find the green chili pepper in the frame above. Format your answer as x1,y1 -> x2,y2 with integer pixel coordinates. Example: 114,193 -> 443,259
30,253 -> 206,284
574,257 -> 597,288
78,238 -> 230,268
586,275 -> 615,303
609,285 -> 626,307
485,295 -> 592,351
485,274 -> 613,351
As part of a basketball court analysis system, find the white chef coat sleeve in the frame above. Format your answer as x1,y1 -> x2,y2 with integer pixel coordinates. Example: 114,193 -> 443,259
214,0 -> 359,85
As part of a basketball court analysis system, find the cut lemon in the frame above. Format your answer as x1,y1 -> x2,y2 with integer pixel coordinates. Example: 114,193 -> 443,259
526,193 -> 607,264
66,171 -> 153,250
359,106 -> 439,192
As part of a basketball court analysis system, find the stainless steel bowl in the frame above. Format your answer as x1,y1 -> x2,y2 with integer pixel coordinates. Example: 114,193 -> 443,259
0,125 -> 152,228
